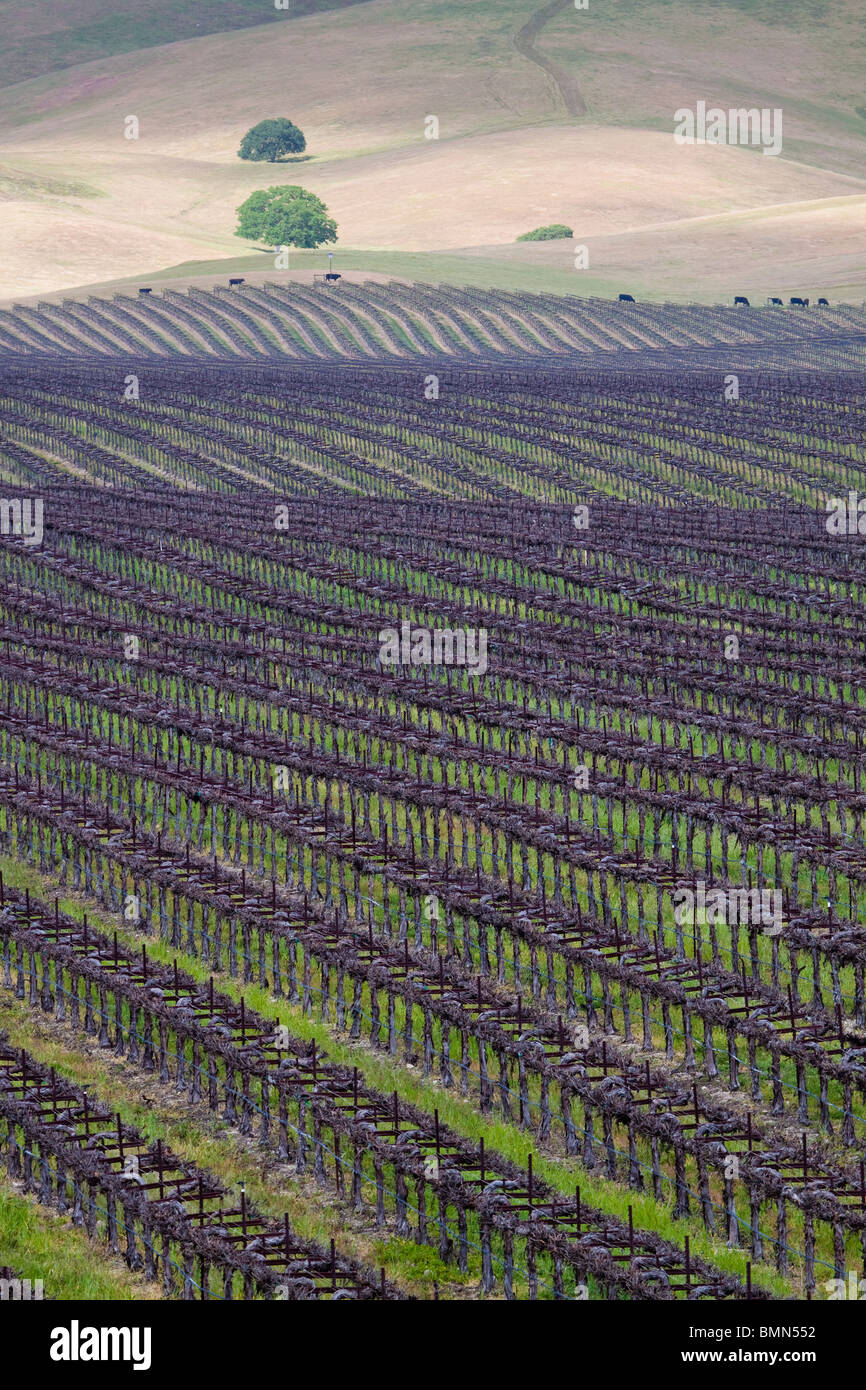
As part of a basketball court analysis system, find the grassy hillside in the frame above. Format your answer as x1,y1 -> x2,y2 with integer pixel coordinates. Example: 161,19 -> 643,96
3,0 -> 860,165
11,202 -> 866,310
0,0 -> 376,88
540,0 -> 866,177
0,0 -> 863,299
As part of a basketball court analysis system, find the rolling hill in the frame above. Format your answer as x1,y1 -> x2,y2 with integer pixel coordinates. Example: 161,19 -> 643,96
0,0 -> 863,301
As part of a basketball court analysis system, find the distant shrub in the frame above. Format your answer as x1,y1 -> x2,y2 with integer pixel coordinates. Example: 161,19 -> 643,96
516,224 -> 574,242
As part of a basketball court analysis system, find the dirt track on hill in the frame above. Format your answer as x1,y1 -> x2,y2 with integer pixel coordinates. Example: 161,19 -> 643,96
514,0 -> 587,117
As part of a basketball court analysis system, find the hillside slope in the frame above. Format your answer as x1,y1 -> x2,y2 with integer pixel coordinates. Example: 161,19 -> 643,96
0,0 -> 376,88
0,0 -> 863,299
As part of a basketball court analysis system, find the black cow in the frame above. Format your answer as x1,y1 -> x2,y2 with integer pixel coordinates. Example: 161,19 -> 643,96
618,293 -> 635,302
790,297 -> 806,306
817,297 -> 829,306
769,297 -> 782,306
734,296 -> 750,306
228,277 -> 245,286
325,272 -> 341,282
138,287 -> 152,295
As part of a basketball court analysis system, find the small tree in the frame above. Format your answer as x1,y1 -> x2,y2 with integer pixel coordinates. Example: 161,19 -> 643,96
235,186 -> 337,249
238,118 -> 307,163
